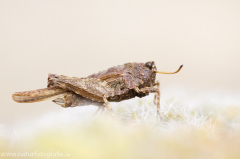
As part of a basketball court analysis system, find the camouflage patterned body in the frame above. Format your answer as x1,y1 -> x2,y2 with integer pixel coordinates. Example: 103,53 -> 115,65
88,62 -> 156,90
13,61 -> 158,107
47,62 -> 157,107
12,61 -> 182,117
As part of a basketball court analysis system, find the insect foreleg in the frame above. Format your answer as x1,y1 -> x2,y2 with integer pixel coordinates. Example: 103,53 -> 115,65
135,87 -> 161,119
153,81 -> 160,105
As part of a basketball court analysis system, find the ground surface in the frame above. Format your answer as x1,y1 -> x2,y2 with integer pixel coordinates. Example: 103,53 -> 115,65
1,92 -> 240,159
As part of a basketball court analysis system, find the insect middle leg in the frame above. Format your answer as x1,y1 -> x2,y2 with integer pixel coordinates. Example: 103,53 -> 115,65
103,95 -> 115,116
103,89 -> 129,116
135,87 -> 161,119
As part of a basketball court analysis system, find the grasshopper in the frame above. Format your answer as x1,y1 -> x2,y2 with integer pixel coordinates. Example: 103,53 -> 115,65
12,61 -> 183,117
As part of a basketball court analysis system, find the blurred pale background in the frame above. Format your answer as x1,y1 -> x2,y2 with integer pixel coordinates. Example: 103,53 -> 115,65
0,0 -> 240,126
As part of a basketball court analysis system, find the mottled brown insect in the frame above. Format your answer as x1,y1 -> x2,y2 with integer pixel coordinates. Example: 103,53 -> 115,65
12,61 -> 183,117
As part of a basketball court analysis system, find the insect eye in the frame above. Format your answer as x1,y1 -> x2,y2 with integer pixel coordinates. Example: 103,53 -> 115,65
49,74 -> 59,79
144,62 -> 153,69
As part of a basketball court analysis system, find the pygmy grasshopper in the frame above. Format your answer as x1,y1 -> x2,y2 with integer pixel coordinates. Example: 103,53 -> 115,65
12,61 -> 183,118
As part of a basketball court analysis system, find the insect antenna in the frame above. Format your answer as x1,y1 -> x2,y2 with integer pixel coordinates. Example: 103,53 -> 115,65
155,65 -> 183,74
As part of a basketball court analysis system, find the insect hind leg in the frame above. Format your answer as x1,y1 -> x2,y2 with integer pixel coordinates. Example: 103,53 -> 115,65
91,106 -> 105,117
